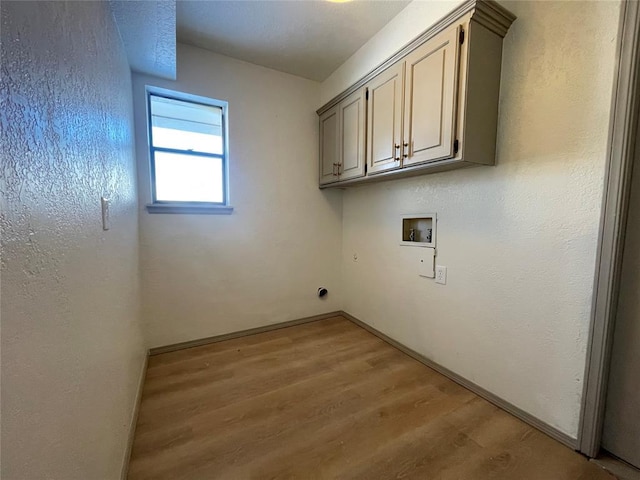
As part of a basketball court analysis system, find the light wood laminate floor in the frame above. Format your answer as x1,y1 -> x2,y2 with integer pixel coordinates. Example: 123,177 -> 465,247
128,316 -> 614,480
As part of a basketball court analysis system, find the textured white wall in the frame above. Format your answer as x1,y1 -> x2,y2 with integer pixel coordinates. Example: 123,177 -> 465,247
111,0 -> 177,80
321,0 -> 464,105
133,44 -> 343,348
0,2 -> 145,478
322,0 -> 620,438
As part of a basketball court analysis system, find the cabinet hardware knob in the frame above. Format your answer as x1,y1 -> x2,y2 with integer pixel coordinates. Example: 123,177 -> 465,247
403,142 -> 409,147
395,144 -> 400,149
395,156 -> 400,161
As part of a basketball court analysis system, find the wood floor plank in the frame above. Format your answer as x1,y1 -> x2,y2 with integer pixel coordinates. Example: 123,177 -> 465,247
128,316 -> 615,480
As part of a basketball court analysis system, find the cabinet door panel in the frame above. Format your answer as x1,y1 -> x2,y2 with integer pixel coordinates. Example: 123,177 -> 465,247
403,26 -> 460,166
340,89 -> 366,181
319,106 -> 340,185
367,62 -> 403,174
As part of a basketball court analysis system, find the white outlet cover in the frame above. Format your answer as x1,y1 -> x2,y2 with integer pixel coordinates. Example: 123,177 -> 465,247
435,265 -> 447,284
101,197 -> 110,231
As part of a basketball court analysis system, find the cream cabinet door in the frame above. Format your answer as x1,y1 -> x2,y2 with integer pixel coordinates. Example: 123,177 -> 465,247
319,105 -> 340,185
339,89 -> 366,181
403,26 -> 460,166
366,62 -> 404,174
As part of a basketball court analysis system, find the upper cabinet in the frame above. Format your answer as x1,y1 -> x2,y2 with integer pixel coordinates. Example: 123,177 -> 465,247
319,89 -> 366,185
366,62 -> 403,175
317,0 -> 516,188
402,26 -> 460,167
319,105 -> 339,185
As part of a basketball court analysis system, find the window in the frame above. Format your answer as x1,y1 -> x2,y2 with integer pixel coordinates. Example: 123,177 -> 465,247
146,88 -> 231,213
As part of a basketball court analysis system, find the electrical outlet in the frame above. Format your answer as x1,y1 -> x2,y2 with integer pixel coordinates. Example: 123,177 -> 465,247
435,265 -> 447,285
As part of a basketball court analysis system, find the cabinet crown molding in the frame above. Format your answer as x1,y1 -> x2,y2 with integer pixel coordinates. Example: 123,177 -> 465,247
473,0 -> 516,37
317,0 -> 515,116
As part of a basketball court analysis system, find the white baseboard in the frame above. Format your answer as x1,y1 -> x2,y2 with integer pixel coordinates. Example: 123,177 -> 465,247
120,353 -> 148,480
341,311 -> 578,450
149,311 -> 343,356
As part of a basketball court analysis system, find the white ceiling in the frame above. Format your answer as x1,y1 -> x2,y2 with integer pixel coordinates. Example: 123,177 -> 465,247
177,0 -> 411,82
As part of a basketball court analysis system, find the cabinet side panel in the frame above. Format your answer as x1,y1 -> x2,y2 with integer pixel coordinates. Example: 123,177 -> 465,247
462,20 -> 504,166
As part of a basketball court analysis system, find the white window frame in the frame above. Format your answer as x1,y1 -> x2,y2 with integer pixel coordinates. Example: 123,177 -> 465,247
145,86 -> 232,214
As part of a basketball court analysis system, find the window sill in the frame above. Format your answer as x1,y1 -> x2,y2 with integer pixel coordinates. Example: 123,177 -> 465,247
145,203 -> 234,215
